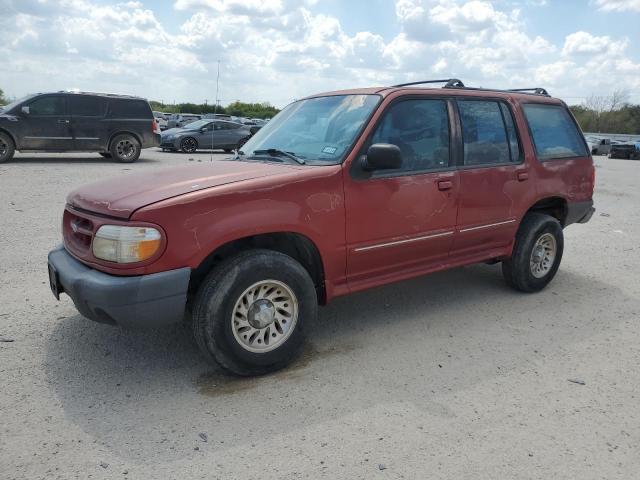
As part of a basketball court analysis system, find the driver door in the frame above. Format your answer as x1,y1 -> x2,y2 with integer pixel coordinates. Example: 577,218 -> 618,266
20,95 -> 72,150
343,97 -> 459,290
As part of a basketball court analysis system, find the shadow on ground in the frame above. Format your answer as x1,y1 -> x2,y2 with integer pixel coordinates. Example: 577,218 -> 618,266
44,263 -> 632,463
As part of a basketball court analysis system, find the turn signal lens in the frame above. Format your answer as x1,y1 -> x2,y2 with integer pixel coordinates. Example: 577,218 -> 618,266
92,225 -> 162,263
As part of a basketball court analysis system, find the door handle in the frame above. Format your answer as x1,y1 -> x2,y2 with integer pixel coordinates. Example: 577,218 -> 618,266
517,171 -> 529,181
57,119 -> 70,124
437,180 -> 453,191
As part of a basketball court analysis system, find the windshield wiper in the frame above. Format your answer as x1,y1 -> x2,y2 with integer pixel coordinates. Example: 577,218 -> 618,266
251,148 -> 306,165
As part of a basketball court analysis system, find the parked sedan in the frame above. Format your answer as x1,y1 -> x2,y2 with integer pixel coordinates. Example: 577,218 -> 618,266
160,119 -> 252,153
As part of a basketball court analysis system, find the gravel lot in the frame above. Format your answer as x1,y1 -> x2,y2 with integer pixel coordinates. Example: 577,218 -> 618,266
1,150 -> 639,479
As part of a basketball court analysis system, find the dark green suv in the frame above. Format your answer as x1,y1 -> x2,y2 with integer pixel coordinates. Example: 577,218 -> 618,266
0,91 -> 161,163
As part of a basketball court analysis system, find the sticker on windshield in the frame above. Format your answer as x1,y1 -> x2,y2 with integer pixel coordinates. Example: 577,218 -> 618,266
322,146 -> 337,154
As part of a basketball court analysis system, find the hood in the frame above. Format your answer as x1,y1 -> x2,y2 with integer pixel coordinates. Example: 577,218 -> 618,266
161,127 -> 185,136
68,160 -> 299,219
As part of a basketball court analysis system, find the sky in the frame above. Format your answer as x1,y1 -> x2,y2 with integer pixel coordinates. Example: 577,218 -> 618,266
0,0 -> 639,108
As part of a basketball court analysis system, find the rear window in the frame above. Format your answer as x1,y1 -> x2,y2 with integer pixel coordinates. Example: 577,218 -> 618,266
108,99 -> 152,119
523,104 -> 587,160
70,96 -> 107,117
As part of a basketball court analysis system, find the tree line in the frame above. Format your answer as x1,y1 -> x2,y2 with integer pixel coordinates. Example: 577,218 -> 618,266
569,90 -> 639,134
148,100 -> 280,119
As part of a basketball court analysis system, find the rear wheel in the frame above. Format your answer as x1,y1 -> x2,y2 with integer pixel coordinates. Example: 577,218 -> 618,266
191,249 -> 317,376
180,137 -> 198,153
502,213 -> 563,292
0,132 -> 15,163
110,134 -> 141,163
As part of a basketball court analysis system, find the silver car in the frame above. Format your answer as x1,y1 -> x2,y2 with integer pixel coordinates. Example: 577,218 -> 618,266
160,119 -> 252,153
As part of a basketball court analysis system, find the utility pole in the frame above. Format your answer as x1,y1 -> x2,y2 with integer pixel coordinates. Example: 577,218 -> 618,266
214,60 -> 220,115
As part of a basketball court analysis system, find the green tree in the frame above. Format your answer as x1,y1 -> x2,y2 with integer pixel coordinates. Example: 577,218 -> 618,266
0,88 -> 6,106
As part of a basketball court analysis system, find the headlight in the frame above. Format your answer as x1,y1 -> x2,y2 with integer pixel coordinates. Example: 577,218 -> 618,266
92,225 -> 162,263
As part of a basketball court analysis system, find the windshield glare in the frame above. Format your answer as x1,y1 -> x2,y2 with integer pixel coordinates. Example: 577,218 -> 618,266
241,94 -> 380,164
1,94 -> 35,113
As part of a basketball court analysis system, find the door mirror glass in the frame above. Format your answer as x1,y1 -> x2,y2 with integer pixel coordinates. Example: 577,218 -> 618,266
21,106 -> 30,115
362,143 -> 402,171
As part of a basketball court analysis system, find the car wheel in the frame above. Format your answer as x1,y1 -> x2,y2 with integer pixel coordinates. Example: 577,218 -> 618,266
502,213 -> 564,293
191,249 -> 317,376
110,134 -> 141,163
180,137 -> 198,154
0,131 -> 16,163
99,152 -> 112,158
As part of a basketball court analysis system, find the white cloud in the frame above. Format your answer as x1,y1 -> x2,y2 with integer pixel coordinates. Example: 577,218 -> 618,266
0,0 -> 638,107
594,0 -> 640,12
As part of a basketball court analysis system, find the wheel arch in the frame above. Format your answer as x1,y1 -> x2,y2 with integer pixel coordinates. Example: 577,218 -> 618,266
189,231 -> 327,304
107,131 -> 142,151
0,128 -> 18,149
522,196 -> 568,227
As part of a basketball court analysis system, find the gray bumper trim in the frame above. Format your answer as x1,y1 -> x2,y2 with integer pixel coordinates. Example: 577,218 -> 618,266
48,246 -> 190,329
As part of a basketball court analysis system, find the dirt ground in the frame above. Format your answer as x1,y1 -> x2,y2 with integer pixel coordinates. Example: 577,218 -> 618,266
1,150 -> 639,479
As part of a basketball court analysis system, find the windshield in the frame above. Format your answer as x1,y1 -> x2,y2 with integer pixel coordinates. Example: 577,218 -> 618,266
183,119 -> 212,130
240,94 -> 380,165
1,94 -> 36,113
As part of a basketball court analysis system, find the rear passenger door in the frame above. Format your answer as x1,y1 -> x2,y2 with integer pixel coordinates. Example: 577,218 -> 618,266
344,97 -> 459,288
70,95 -> 108,151
451,99 -> 535,258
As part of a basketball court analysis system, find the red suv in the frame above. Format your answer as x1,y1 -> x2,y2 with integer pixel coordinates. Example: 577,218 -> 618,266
48,79 -> 595,375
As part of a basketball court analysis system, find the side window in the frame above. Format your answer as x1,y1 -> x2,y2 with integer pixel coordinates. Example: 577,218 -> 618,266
458,100 -> 513,166
213,122 -> 224,130
370,99 -> 450,174
28,96 -> 65,116
523,104 -> 587,160
108,99 -> 152,119
500,103 -> 521,162
70,96 -> 107,117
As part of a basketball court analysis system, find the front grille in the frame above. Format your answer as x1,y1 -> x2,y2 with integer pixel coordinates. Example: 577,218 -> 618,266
63,209 -> 95,256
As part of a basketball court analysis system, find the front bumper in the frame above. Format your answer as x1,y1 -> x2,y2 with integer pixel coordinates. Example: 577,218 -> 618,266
48,245 -> 190,329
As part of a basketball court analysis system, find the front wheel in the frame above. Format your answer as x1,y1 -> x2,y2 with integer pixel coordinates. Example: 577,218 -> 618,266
502,213 -> 564,292
110,134 -> 141,163
0,132 -> 16,163
191,250 -> 317,376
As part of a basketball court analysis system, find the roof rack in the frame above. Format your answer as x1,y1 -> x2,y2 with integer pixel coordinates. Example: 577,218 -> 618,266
392,78 -> 465,88
390,79 -> 550,96
508,87 -> 549,96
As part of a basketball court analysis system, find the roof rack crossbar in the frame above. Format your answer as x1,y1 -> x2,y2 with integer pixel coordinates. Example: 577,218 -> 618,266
392,78 -> 465,88
508,87 -> 549,96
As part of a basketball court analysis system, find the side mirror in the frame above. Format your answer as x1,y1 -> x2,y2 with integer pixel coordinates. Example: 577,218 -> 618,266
361,143 -> 402,171
21,106 -> 30,115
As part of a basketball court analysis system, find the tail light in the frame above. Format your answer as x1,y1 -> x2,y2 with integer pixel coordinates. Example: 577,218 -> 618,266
152,119 -> 161,134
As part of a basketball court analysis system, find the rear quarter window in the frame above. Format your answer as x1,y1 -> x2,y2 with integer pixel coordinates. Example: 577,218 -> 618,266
523,104 -> 587,160
108,99 -> 152,119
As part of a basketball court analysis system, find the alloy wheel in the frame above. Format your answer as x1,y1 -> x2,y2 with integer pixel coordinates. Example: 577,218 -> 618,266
231,280 -> 299,353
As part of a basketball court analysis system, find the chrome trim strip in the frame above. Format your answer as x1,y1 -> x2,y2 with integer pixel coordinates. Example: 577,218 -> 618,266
459,219 -> 516,233
354,231 -> 454,252
75,137 -> 99,140
23,136 -> 73,140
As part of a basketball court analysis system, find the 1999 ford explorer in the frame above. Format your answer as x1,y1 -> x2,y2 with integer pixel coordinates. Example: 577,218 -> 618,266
48,79 -> 595,376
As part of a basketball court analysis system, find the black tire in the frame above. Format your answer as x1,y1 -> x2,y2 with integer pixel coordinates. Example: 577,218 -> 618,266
180,137 -> 198,154
0,131 -> 16,163
502,213 -> 564,293
99,152 -> 112,158
191,249 -> 317,376
109,134 -> 141,163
